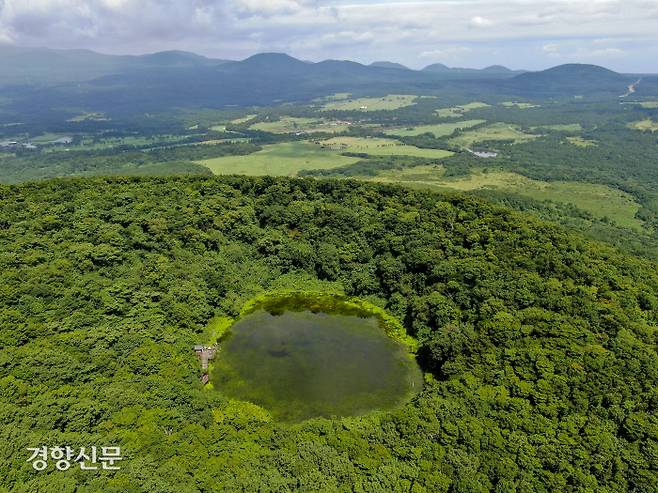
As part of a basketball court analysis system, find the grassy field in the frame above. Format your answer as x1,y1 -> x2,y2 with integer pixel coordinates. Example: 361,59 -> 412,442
200,138 -> 251,145
639,102 -> 658,109
532,123 -> 583,132
323,93 -> 352,101
56,134 -> 191,151
629,119 -> 658,132
449,123 -> 538,147
436,102 -> 491,118
67,112 -> 110,122
197,142 -> 361,176
369,168 -> 643,230
567,136 -> 597,147
384,120 -> 485,138
225,115 -> 258,126
198,137 -> 452,176
209,115 -> 258,131
318,136 -> 453,158
250,117 -> 351,134
321,95 -> 417,112
30,133 -> 72,144
501,102 -> 539,109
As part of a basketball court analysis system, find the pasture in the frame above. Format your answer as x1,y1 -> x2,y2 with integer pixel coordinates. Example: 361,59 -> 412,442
532,123 -> 583,133
321,95 -> 417,112
629,119 -> 658,132
318,136 -> 453,158
501,102 -> 539,109
370,168 -> 643,230
230,115 -> 258,125
250,117 -> 351,134
449,123 -> 538,147
56,134 -> 191,151
197,137 -> 453,176
384,120 -> 485,138
567,136 -> 597,147
67,112 -> 110,122
197,142 -> 361,176
436,102 -> 490,118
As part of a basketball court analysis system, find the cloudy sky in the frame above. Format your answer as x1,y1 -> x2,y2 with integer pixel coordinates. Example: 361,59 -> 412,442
1,0 -> 657,72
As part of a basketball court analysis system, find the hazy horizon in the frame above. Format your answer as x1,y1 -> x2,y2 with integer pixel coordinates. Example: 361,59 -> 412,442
1,0 -> 657,73
2,43 -> 656,75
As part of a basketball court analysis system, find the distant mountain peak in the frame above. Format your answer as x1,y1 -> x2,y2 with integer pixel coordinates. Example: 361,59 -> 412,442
370,61 -> 410,70
138,50 -> 217,65
509,63 -> 630,96
242,52 -> 306,65
514,63 -> 625,80
422,63 -> 451,73
482,65 -> 513,72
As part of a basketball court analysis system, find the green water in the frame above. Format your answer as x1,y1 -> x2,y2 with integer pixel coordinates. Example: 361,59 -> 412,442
212,309 -> 422,422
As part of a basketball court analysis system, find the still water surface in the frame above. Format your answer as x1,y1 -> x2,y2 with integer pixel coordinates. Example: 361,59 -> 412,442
212,309 -> 422,422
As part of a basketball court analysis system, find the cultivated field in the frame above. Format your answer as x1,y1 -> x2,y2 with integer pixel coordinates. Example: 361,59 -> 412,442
566,136 -> 597,147
384,119 -> 485,138
318,136 -> 453,158
321,95 -> 417,111
67,112 -> 110,122
449,123 -> 538,147
197,137 -> 452,176
197,142 -> 361,176
531,123 -> 583,132
436,102 -> 491,118
629,119 -> 658,132
250,117 -> 351,134
370,168 -> 643,230
501,102 -> 539,109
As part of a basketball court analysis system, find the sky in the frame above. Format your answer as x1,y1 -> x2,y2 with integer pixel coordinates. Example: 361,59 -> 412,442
0,0 -> 657,72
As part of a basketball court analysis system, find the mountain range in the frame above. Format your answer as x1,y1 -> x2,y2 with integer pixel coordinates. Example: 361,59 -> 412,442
0,46 -> 655,117
0,46 -> 229,87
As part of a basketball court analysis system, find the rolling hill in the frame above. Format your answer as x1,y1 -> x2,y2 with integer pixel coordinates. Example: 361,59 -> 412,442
370,61 -> 410,70
0,45 -> 229,87
422,63 -> 524,78
0,48 -> 653,118
1,175 -> 656,491
507,63 -> 632,96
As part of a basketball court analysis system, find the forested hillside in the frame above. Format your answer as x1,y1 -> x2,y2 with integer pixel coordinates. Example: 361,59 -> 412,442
1,176 -> 656,492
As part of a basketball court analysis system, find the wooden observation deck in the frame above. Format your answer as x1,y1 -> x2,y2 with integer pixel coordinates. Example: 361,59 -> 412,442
194,344 -> 217,384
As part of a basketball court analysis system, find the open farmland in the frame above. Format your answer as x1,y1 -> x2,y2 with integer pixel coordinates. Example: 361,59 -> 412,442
197,137 -> 452,176
197,141 -> 361,176
566,136 -> 598,147
435,101 -> 491,118
449,123 -> 538,147
531,123 -> 583,132
321,94 -> 417,111
629,119 -> 658,132
369,168 -> 643,230
318,136 -> 453,158
384,120 -> 485,138
250,117 -> 351,134
501,101 -> 539,109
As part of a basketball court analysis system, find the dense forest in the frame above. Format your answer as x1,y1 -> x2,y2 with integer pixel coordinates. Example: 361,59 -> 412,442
1,176 -> 656,492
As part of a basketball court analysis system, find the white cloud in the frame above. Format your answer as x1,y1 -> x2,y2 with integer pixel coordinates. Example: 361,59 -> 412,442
542,40 -> 625,60
469,16 -> 493,28
588,47 -> 624,58
231,0 -> 314,17
542,43 -> 561,56
420,46 -> 473,59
